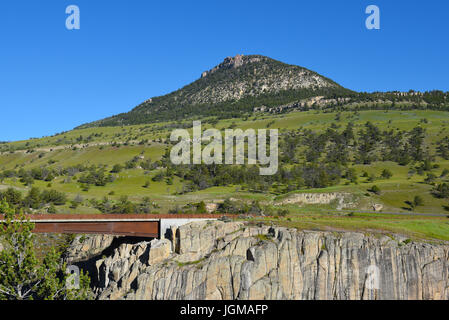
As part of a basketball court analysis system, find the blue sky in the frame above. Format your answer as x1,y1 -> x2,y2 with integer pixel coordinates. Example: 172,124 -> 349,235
0,0 -> 448,141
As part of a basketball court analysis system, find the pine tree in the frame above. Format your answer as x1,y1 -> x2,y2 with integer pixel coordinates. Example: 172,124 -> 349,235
0,200 -> 92,300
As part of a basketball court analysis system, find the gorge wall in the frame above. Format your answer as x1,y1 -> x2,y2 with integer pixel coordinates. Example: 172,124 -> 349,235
68,221 -> 449,300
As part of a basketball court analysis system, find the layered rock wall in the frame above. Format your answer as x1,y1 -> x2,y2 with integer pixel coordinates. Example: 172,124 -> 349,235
79,221 -> 448,300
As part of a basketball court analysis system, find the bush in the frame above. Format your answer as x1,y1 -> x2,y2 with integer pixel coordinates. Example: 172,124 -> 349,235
47,204 -> 57,214
70,194 -> 84,209
381,169 -> 393,179
369,185 -> 381,195
440,168 -> 449,177
196,201 -> 207,214
41,189 -> 67,206
277,209 -> 289,217
424,173 -> 436,184
413,195 -> 424,207
0,187 -> 22,206
152,172 -> 164,182
433,183 -> 449,198
112,196 -> 136,214
110,164 -> 123,173
24,187 -> 42,209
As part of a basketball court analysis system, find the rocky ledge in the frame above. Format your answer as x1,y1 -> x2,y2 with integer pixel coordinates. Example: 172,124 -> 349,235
71,221 -> 449,300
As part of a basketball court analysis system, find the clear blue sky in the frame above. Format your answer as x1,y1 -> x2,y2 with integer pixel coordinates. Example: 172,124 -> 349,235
1,0 -> 448,141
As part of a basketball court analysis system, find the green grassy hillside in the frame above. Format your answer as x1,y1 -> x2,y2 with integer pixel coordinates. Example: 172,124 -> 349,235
2,109 -> 449,241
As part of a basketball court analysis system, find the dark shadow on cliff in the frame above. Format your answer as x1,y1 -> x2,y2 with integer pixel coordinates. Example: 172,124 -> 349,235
71,236 -> 154,288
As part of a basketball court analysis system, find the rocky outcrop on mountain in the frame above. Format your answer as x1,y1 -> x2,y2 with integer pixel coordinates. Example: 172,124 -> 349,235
373,204 -> 384,212
166,55 -> 340,106
201,54 -> 249,78
86,221 -> 449,300
253,96 -> 352,114
277,192 -> 356,210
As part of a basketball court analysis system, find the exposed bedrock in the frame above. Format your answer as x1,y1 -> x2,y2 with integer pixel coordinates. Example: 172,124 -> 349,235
70,221 -> 449,300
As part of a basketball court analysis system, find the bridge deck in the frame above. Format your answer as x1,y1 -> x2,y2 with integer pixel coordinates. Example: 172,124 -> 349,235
1,214 -> 228,238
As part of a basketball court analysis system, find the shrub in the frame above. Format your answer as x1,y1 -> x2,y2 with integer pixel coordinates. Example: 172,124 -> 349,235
381,169 -> 393,179
41,189 -> 67,206
413,195 -> 424,207
433,183 -> 449,198
110,164 -> 123,173
369,185 -> 381,195
47,204 -> 57,214
196,201 -> 207,214
277,209 -> 289,217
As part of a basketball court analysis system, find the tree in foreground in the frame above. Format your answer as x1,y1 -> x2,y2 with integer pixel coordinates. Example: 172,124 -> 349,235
0,200 -> 92,300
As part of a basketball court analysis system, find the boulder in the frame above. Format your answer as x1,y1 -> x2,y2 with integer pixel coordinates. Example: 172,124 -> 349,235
148,239 -> 171,265
373,204 -> 384,212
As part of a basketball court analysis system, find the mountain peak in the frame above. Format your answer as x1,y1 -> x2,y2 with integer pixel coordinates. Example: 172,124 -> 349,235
78,55 -> 350,128
200,54 -> 262,78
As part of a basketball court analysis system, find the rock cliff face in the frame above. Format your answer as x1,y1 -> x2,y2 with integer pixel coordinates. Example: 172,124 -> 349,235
277,192 -> 356,210
201,54 -> 249,78
65,234 -> 115,264
81,221 -> 449,300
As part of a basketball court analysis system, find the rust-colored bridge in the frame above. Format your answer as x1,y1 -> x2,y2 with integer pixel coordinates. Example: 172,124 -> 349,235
1,214 -> 225,238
